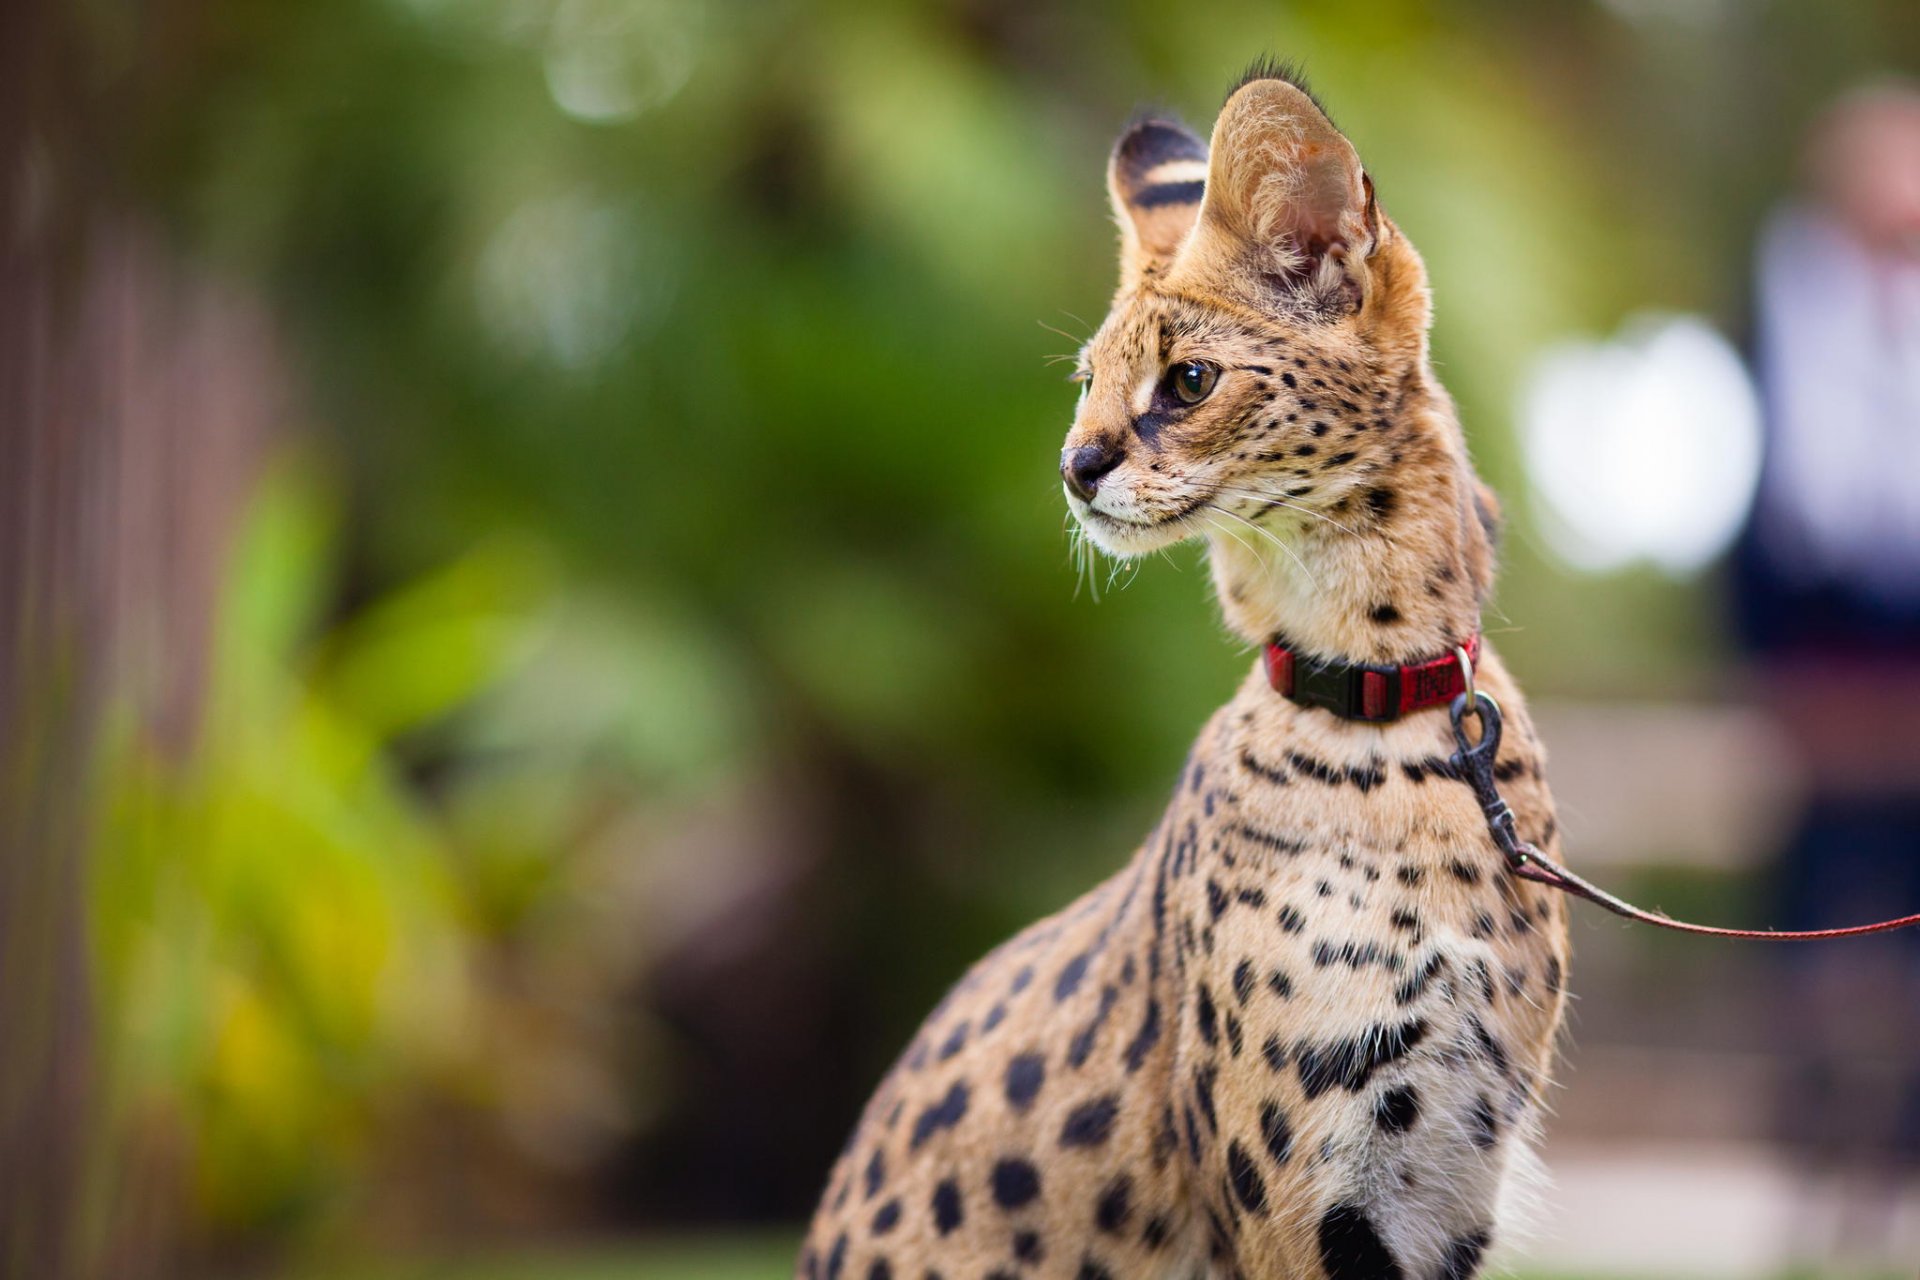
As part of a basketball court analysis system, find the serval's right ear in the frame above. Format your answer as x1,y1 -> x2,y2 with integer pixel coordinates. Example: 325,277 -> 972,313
1108,115 -> 1208,291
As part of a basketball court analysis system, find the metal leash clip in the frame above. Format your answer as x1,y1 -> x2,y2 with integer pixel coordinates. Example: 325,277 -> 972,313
1449,690 -> 1530,873
1443,656 -> 1920,941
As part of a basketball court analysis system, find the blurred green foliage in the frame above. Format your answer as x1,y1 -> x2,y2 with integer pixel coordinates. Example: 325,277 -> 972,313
73,0 -> 1920,1264
90,459 -> 758,1246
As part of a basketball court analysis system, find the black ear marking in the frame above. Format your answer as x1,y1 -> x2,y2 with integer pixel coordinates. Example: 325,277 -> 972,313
1109,115 -> 1210,281
1134,180 -> 1204,209
1112,116 -> 1208,212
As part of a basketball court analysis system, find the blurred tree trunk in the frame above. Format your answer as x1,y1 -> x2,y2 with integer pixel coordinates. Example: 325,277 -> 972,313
0,5 -> 104,1273
1,4 -> 281,1275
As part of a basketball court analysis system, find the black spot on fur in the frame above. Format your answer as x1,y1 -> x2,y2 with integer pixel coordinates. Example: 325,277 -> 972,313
1236,823 -> 1306,855
863,1149 -> 885,1199
910,1081 -> 969,1149
1440,1229 -> 1491,1280
1295,1019 -> 1428,1099
1095,1174 -> 1133,1234
1370,602 -> 1402,625
1075,1260 -> 1115,1280
1394,953 -> 1445,1006
1226,1141 -> 1268,1214
825,1233 -> 848,1280
1276,904 -> 1306,934
1375,1086 -> 1420,1133
1193,1064 -> 1218,1131
1318,1203 -> 1403,1280
1467,1015 -> 1512,1076
1124,999 -> 1162,1072
991,1158 -> 1042,1210
1261,1034 -> 1288,1073
1312,939 -> 1400,971
865,1261 -> 890,1280
1055,953 -> 1090,1001
1268,969 -> 1294,999
1067,985 -> 1120,1069
931,1178 -> 963,1234
1232,959 -> 1256,1004
1142,1215 -> 1172,1249
1259,1099 -> 1293,1165
1061,1095 -> 1121,1148
1468,1094 -> 1499,1148
1196,983 -> 1219,1044
1004,1053 -> 1045,1111
871,1199 -> 901,1235
1012,1230 -> 1043,1263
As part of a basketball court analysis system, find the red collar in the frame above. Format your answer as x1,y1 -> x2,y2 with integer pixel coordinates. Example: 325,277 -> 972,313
1264,633 -> 1481,723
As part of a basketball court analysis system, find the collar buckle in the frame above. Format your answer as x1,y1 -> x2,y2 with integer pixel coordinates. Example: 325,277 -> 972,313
1266,632 -> 1480,723
1289,657 -> 1398,722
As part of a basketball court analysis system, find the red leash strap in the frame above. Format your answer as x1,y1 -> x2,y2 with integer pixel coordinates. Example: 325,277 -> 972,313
1508,843 -> 1920,941
1449,690 -> 1920,943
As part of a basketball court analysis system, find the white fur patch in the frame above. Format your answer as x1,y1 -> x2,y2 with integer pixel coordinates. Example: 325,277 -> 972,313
1142,159 -> 1208,186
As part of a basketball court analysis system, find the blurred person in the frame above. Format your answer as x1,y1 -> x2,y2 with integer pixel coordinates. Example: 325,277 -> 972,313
1732,80 -> 1920,1267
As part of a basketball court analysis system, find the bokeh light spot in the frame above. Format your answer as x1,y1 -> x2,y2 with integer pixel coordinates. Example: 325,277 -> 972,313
1519,313 -> 1762,576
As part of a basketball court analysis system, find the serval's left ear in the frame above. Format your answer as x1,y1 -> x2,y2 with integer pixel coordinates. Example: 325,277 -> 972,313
1188,74 -> 1383,311
1107,115 -> 1208,291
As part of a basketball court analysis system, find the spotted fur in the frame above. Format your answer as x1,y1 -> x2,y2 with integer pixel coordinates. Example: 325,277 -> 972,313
800,67 -> 1569,1280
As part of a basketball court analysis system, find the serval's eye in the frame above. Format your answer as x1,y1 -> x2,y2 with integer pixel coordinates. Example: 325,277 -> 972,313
1170,361 -> 1217,404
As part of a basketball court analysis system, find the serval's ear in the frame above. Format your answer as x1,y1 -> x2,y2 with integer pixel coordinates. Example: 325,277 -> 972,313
1107,115 -> 1208,290
1188,74 -> 1381,311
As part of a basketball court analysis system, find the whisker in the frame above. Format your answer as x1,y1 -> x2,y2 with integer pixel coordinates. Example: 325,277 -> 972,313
1210,484 -> 1360,537
1063,512 -> 1095,602
1037,318 -> 1086,346
1202,511 -> 1262,565
1208,504 -> 1320,591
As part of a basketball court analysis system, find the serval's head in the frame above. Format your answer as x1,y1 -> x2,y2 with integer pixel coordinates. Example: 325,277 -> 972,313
1062,65 -> 1499,664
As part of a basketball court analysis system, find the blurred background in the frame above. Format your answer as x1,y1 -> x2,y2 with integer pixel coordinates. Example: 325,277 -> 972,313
4,1 -> 1919,1277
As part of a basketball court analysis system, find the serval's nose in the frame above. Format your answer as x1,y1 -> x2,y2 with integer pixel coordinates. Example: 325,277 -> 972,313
1062,441 -> 1124,502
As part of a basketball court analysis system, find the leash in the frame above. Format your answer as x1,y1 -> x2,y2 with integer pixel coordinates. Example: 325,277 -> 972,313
1267,630 -> 1920,940
1447,688 -> 1920,941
